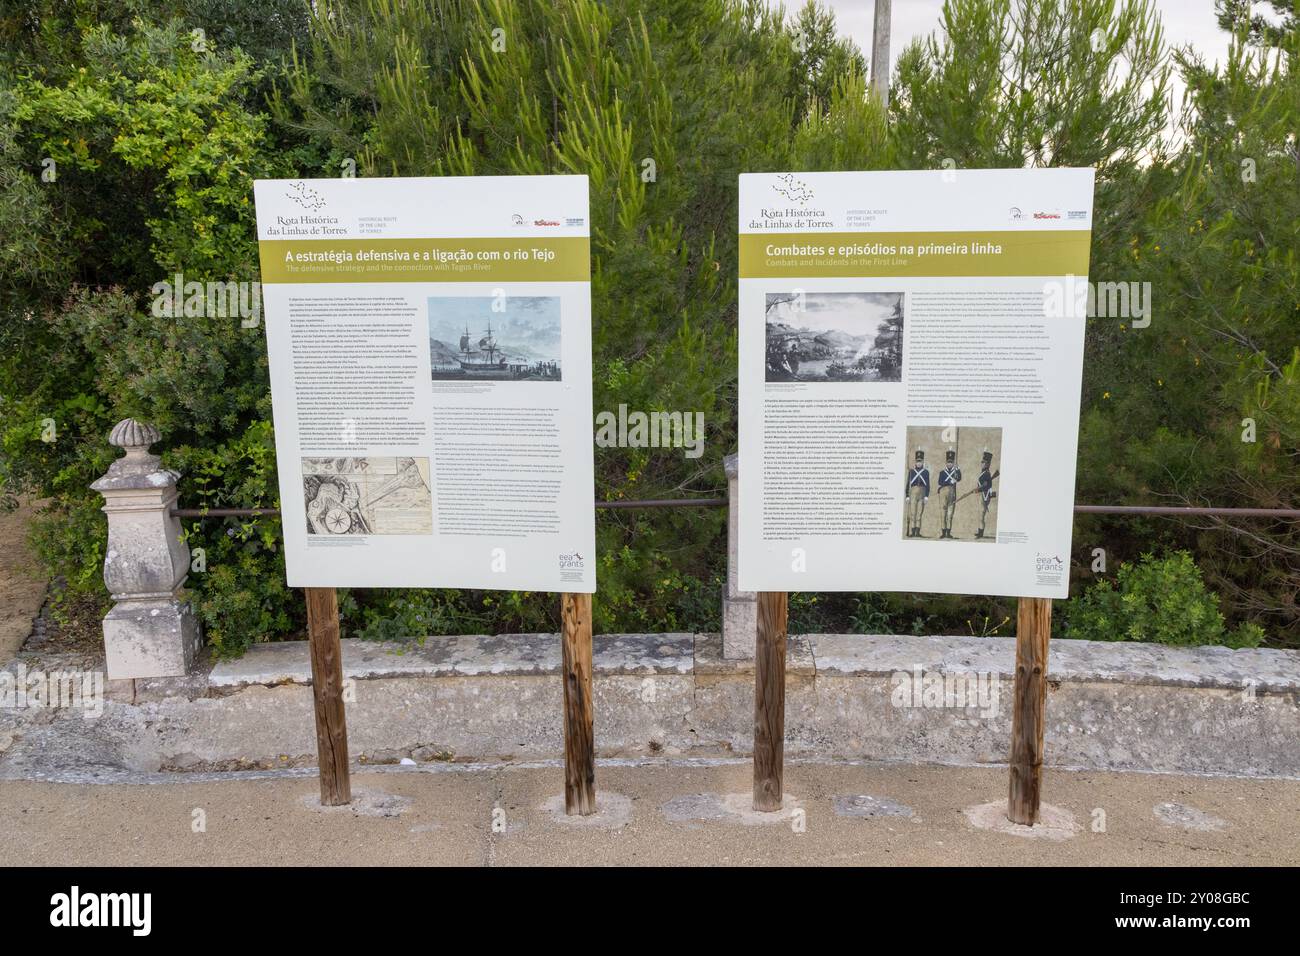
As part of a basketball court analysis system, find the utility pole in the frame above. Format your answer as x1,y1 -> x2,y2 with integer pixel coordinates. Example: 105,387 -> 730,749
870,0 -> 892,107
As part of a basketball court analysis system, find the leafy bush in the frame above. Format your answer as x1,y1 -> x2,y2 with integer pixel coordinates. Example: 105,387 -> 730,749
0,18 -> 296,656
1066,551 -> 1264,648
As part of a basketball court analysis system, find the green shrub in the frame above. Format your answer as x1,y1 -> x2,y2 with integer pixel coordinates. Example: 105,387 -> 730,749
1066,551 -> 1264,648
347,589 -> 479,645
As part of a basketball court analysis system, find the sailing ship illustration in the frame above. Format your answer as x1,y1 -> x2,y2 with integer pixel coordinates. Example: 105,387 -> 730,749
456,320 -> 512,378
428,296 -> 563,382
429,319 -> 561,381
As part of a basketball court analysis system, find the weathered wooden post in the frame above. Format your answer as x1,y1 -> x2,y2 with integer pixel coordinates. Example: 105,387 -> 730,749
305,586 -> 350,806
753,590 -> 788,812
1008,596 -> 1052,824
561,592 -> 595,815
91,419 -> 201,680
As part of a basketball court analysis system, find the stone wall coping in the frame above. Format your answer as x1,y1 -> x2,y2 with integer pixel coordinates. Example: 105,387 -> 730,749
90,469 -> 179,494
810,633 -> 1300,692
209,632 -> 698,687
206,632 -> 1300,694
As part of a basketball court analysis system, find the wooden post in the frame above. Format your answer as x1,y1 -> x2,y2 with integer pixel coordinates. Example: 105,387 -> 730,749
753,591 -> 788,812
561,592 -> 596,815
305,586 -> 351,806
1008,596 -> 1052,825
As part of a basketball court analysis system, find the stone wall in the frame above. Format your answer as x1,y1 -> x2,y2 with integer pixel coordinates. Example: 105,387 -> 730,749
2,632 -> 1296,779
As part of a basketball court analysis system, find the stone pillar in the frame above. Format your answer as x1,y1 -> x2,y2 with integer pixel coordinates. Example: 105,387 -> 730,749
722,453 -> 756,659
91,419 -> 201,679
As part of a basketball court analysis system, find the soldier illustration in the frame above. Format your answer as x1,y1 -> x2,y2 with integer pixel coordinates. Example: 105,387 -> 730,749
905,449 -> 929,537
937,448 -> 961,538
975,449 -> 999,539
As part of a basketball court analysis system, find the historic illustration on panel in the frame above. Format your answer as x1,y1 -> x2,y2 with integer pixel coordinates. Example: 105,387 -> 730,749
765,291 -> 903,383
302,457 -> 433,535
429,295 -> 562,382
902,426 -> 1002,542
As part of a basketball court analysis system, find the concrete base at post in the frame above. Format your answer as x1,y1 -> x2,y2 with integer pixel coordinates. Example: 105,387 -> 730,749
722,595 -> 756,659
103,596 -> 201,680
722,452 -> 756,659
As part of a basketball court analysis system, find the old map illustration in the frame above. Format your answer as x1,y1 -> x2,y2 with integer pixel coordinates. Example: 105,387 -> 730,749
302,457 -> 433,535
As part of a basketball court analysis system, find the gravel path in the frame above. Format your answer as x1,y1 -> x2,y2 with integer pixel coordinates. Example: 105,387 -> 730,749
2,760 -> 1296,866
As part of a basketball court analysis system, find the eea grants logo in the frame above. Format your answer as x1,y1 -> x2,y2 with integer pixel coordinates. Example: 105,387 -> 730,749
1035,553 -> 1065,585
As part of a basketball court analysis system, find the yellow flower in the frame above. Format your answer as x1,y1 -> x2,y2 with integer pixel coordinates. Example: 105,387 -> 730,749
1102,391 -> 1110,399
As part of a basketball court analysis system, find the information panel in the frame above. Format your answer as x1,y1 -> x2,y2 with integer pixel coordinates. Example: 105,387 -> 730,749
738,169 -> 1095,597
253,175 -> 595,592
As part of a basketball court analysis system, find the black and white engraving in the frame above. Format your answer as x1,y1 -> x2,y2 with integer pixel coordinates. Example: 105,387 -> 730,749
303,456 -> 433,535
765,291 -> 903,383
429,295 -> 562,382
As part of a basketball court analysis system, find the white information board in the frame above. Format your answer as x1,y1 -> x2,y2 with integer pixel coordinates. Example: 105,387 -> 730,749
738,169 -> 1095,597
254,175 -> 595,592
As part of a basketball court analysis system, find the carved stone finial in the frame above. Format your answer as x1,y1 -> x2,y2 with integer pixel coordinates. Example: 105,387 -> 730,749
109,418 -> 161,455
93,419 -> 170,486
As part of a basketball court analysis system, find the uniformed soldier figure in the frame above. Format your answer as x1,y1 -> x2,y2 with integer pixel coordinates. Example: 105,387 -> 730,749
905,449 -> 929,537
975,449 -> 998,539
937,448 -> 961,538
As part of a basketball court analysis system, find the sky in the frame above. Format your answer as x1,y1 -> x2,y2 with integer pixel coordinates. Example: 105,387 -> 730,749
819,0 -> 1236,121
822,0 -> 1231,72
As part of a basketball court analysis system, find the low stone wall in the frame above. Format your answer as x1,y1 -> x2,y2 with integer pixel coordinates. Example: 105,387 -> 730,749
1,632 -> 1297,779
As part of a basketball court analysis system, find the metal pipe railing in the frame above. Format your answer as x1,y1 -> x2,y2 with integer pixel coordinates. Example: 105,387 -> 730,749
172,501 -> 1300,519
1072,505 -> 1300,518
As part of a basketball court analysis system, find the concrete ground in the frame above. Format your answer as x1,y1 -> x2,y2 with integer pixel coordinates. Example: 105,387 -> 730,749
2,759 -> 1296,866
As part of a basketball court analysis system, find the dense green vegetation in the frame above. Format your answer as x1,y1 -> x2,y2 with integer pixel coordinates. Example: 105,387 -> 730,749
0,0 -> 1295,654
1068,551 -> 1265,647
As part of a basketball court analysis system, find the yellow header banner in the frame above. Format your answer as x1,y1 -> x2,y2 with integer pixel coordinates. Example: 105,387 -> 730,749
739,230 -> 1092,278
258,237 -> 590,283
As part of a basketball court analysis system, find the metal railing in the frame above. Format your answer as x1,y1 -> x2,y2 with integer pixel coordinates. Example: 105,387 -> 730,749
171,501 -> 1300,519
